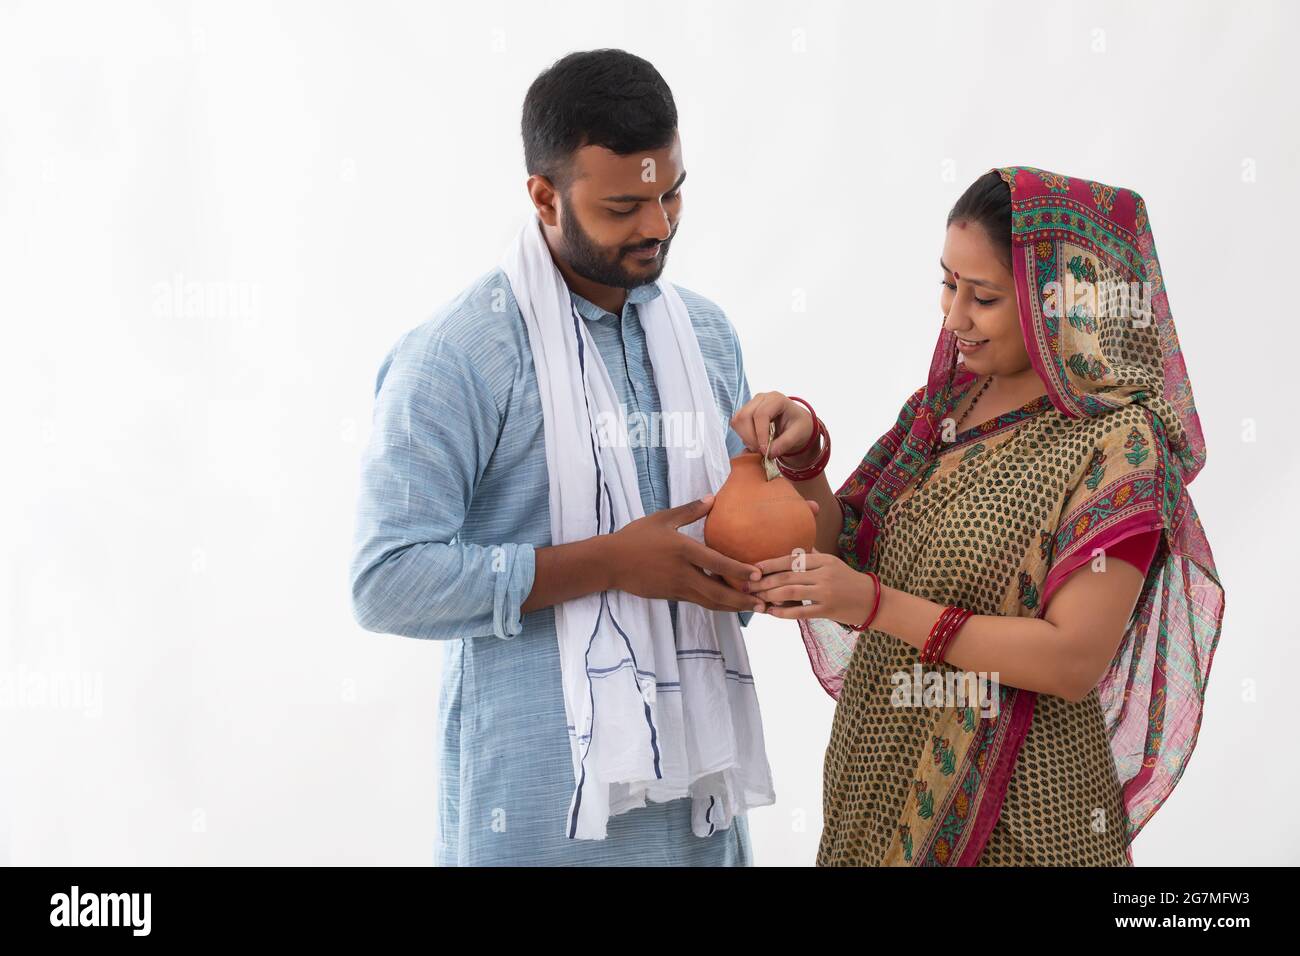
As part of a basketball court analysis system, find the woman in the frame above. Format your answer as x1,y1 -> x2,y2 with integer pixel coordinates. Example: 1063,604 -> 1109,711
733,167 -> 1224,866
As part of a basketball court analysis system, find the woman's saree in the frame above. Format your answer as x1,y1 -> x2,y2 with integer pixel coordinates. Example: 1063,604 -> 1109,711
799,167 -> 1225,866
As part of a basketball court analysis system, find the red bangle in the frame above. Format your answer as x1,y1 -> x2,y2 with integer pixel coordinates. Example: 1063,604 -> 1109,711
921,606 -> 973,664
933,608 -> 972,663
846,571 -> 882,632
921,607 -> 961,664
784,396 -> 820,458
922,607 -> 955,664
937,608 -> 972,662
776,417 -> 831,481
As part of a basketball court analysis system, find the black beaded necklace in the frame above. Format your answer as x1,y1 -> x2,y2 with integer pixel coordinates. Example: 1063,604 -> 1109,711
952,374 -> 994,434
912,374 -> 994,496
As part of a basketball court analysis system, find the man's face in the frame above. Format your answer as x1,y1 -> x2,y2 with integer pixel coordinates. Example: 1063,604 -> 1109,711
553,134 -> 684,289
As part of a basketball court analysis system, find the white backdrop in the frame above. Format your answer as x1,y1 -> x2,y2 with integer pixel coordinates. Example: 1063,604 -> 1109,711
2,0 -> 1295,866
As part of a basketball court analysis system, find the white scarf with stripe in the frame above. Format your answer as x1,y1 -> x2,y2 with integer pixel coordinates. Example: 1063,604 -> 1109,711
501,215 -> 775,840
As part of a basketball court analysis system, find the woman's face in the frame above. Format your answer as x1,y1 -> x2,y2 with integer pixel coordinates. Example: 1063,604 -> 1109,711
939,221 -> 1031,378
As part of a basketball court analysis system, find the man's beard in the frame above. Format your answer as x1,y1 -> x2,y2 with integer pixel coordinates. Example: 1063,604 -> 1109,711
558,206 -> 677,290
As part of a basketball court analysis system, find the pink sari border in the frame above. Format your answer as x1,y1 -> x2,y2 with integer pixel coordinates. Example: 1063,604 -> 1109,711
1041,513 -> 1165,610
955,688 -> 1038,866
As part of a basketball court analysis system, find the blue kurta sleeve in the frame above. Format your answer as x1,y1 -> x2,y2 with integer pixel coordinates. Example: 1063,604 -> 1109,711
350,328 -> 535,641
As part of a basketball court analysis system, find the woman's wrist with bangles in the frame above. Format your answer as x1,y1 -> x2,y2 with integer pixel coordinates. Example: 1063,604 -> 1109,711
844,570 -> 882,633
779,440 -> 821,469
776,395 -> 831,481
844,580 -> 977,667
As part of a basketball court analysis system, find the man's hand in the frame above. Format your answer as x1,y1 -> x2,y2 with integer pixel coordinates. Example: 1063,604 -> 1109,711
609,495 -> 765,613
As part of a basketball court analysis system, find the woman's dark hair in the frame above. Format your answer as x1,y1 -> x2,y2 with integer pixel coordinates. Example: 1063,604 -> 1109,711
947,171 -> 1013,267
521,49 -> 678,191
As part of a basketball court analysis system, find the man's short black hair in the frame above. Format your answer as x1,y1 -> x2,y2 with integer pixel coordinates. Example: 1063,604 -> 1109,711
521,49 -> 678,190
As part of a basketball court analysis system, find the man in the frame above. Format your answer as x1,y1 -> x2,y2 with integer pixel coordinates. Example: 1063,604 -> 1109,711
350,49 -> 766,865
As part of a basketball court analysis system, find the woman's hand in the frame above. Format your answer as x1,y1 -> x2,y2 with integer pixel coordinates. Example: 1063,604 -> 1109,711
747,549 -> 876,625
730,391 -> 817,464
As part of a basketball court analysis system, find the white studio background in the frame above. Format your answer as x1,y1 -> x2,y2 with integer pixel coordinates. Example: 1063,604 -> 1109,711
1,0 -> 1294,866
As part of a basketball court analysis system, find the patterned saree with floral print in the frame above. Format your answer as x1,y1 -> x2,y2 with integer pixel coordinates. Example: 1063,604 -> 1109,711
799,167 -> 1224,866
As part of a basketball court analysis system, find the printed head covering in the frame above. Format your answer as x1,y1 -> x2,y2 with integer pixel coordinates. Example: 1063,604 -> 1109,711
892,166 -> 1205,494
998,166 -> 1206,480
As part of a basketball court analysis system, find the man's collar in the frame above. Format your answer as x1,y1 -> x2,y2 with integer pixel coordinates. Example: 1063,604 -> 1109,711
569,281 -> 664,321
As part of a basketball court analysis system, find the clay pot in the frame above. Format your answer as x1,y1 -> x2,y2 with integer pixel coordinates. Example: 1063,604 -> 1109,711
703,452 -> 817,591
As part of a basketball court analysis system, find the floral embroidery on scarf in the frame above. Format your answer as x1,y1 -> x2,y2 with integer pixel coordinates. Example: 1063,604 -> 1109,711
1067,254 -> 1098,284
933,838 -> 952,864
932,735 -> 957,776
1018,571 -> 1040,610
1132,192 -> 1148,232
1068,305 -> 1098,334
1144,256 -> 1164,293
1084,447 -> 1108,490
1039,171 -> 1070,193
1144,686 -> 1167,761
1067,353 -> 1109,381
1125,427 -> 1150,465
1090,182 -> 1117,214
915,780 -> 934,819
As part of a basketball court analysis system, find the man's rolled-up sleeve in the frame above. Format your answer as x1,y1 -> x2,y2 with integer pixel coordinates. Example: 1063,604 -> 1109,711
350,330 -> 535,641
